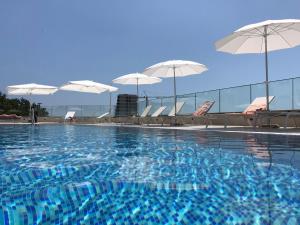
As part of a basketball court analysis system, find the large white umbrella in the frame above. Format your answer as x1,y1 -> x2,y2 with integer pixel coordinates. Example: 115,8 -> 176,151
112,73 -> 161,97
7,83 -> 58,123
215,19 -> 300,111
144,60 -> 208,116
60,80 -> 118,116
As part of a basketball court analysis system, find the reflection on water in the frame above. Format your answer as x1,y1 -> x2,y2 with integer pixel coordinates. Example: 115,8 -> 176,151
0,125 -> 300,224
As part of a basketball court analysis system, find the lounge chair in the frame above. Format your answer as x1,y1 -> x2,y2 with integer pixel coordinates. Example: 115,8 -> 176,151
148,102 -> 185,125
151,106 -> 167,117
0,114 -> 22,120
191,101 -> 216,127
203,97 -> 275,128
225,96 -> 275,128
140,105 -> 152,118
242,96 -> 275,127
243,96 -> 274,115
97,112 -> 109,119
168,102 -> 185,116
193,101 -> 215,117
138,106 -> 167,125
64,111 -> 76,122
141,102 -> 185,126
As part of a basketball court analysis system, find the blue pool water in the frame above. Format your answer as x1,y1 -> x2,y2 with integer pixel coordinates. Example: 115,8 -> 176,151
1,125 -> 300,224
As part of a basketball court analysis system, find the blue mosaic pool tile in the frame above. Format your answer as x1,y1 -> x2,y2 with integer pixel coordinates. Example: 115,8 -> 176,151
1,125 -> 300,224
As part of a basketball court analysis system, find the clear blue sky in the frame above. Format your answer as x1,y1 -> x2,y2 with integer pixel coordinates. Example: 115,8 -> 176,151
1,0 -> 300,106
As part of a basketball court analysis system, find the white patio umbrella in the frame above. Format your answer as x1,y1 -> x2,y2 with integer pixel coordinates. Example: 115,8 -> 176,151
7,83 -> 58,95
60,80 -> 113,94
215,19 -> 300,111
144,60 -> 208,116
112,73 -> 161,97
7,83 -> 58,123
60,80 -> 118,116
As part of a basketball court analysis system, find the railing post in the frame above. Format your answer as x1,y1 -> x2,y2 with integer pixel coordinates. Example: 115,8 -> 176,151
292,78 -> 295,110
194,93 -> 197,111
249,84 -> 252,104
218,89 -> 221,113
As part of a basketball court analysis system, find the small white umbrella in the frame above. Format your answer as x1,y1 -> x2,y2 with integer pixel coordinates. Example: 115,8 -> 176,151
112,73 -> 161,97
60,80 -> 113,94
215,19 -> 300,111
7,83 -> 58,95
60,80 -> 118,116
144,60 -> 208,116
7,83 -> 58,123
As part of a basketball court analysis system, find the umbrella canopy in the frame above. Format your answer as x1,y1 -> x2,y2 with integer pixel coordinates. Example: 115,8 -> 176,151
7,83 -> 58,95
7,83 -> 58,124
113,73 -> 161,85
216,19 -> 300,54
144,60 -> 208,77
60,80 -> 116,94
60,80 -> 118,116
113,73 -> 161,96
215,19 -> 300,110
99,84 -> 118,93
144,60 -> 208,116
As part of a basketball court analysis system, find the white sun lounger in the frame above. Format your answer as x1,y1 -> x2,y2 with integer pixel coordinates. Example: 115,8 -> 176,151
205,96 -> 275,128
64,111 -> 76,121
243,96 -> 274,115
97,112 -> 109,119
168,102 -> 185,116
140,105 -> 152,117
151,106 -> 167,117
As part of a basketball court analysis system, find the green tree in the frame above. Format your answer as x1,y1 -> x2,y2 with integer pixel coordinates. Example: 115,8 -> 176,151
0,92 -> 49,116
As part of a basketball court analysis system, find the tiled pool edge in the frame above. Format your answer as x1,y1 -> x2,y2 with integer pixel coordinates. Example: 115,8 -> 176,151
1,122 -> 300,136
90,123 -> 300,136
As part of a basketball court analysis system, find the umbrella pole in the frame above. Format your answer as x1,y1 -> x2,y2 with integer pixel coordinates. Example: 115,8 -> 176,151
136,78 -> 139,97
29,100 -> 32,124
173,66 -> 177,119
29,93 -> 34,125
264,25 -> 270,112
136,78 -> 139,116
109,92 -> 112,116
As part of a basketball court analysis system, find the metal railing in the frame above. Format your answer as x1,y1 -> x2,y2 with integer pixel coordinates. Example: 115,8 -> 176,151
138,76 -> 300,115
43,76 -> 300,117
44,102 -> 137,117
44,105 -> 116,117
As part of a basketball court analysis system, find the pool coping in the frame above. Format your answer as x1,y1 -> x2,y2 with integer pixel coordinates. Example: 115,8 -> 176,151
1,122 -> 300,136
88,123 -> 300,136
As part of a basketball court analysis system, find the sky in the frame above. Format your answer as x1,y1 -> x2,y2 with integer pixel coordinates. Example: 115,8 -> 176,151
0,0 -> 300,106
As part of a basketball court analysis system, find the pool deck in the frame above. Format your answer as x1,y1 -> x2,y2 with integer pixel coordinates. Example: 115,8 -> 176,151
1,121 -> 300,136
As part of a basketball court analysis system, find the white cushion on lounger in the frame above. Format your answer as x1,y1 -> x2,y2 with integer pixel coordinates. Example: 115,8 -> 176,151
151,106 -> 167,117
140,105 -> 152,117
64,111 -> 76,120
168,102 -> 185,116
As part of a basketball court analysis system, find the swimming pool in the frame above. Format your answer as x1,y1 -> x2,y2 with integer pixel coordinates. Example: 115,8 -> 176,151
0,125 -> 300,224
